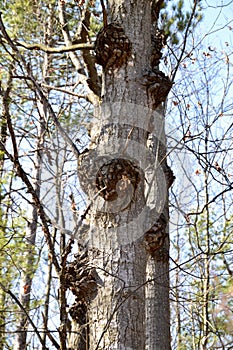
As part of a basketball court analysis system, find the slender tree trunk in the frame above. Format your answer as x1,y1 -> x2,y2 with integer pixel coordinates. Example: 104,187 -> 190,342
70,1 -> 173,349
0,291 -> 6,350
13,8 -> 53,348
13,105 -> 45,350
41,247 -> 53,349
201,137 -> 211,350
0,91 -> 8,350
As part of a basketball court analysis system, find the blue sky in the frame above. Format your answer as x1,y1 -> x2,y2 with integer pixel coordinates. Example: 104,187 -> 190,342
197,0 -> 233,47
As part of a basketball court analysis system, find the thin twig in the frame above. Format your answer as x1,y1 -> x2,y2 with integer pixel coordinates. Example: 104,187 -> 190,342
41,312 -> 60,350
0,140 -> 61,274
41,83 -> 89,100
171,0 -> 199,82
0,282 -> 48,350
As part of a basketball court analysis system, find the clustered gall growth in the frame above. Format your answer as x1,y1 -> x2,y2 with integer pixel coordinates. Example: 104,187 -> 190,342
96,158 -> 141,206
95,23 -> 132,69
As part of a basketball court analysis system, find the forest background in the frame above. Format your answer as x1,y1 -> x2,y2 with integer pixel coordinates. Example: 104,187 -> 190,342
0,0 -> 233,349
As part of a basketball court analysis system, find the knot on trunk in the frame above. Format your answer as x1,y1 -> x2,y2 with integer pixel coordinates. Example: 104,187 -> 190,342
144,213 -> 167,254
96,158 -> 141,206
68,302 -> 87,324
79,148 -> 143,213
95,23 -> 132,69
64,252 -> 98,303
164,164 -> 176,188
141,70 -> 173,108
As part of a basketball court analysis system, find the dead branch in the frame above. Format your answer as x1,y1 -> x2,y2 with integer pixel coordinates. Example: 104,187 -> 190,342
16,41 -> 94,53
57,1 -> 99,104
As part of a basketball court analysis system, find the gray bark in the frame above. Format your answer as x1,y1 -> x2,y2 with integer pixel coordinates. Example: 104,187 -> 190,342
71,1 -> 172,349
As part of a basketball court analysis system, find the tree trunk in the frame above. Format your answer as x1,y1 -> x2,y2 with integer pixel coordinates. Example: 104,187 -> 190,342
13,107 -> 45,350
70,1 -> 173,349
0,88 -> 8,350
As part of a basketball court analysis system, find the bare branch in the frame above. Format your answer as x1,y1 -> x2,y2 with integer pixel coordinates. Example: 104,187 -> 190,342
74,7 -> 101,97
171,0 -> 199,82
41,313 -> 60,349
41,83 -> 90,100
0,133 -> 61,274
57,0 -> 99,104
186,185 -> 233,218
0,282 -> 48,350
16,41 -> 94,53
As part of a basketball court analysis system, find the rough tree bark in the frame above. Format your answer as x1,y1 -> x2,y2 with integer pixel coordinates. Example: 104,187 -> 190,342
67,1 -> 173,349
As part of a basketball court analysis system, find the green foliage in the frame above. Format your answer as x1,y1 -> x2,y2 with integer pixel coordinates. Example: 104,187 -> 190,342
2,0 -> 38,40
89,15 -> 102,38
177,212 -> 233,348
0,208 -> 38,287
212,277 -> 233,334
1,0 -> 58,42
161,0 -> 203,45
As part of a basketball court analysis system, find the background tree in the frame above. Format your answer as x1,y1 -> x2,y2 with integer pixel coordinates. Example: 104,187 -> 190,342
167,19 -> 233,348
